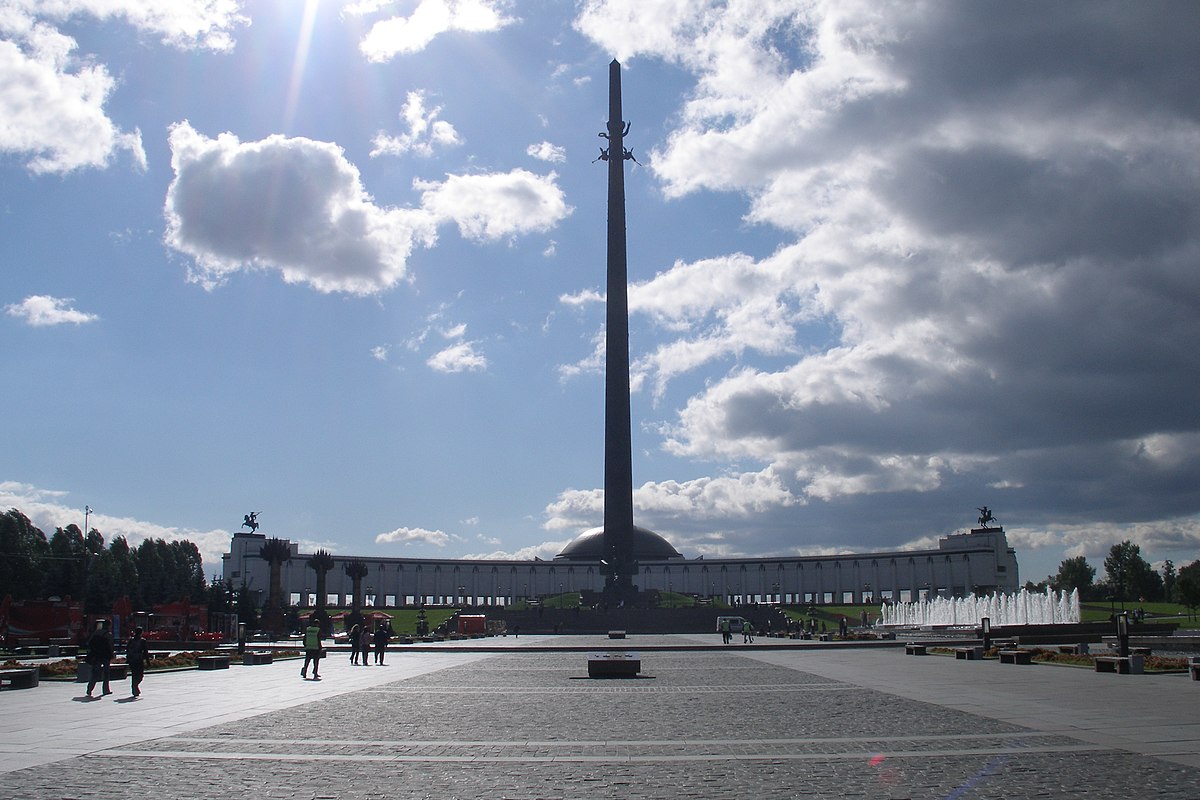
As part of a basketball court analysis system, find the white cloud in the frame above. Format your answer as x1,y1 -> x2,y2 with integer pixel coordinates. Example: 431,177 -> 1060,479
0,24 -> 145,173
461,540 -> 569,560
164,122 -> 438,295
0,1 -> 246,174
358,0 -> 516,62
427,341 -> 487,373
5,295 -> 98,326
7,0 -> 248,52
526,141 -> 566,163
370,345 -> 390,361
415,169 -> 571,241
375,525 -> 454,546
164,124 -> 573,295
371,90 -> 462,158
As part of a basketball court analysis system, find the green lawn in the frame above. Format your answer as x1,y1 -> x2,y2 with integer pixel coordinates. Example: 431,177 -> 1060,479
1079,601 -> 1196,623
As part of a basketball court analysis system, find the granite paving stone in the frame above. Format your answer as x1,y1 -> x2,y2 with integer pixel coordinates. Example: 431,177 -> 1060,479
1,640 -> 1198,798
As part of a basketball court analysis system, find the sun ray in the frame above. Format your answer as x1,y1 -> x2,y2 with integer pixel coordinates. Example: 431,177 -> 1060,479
282,0 -> 322,133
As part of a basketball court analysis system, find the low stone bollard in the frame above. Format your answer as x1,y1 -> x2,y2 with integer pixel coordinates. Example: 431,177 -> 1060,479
0,668 -> 39,689
955,646 -> 984,660
242,651 -> 273,666
198,655 -> 231,670
999,649 -> 1033,665
608,630 -> 626,639
588,652 -> 640,678
905,643 -> 926,655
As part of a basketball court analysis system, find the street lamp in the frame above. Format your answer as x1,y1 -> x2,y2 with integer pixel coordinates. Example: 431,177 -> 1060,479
84,505 -> 92,535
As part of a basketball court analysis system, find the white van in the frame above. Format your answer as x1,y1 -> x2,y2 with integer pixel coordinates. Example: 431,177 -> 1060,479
716,615 -> 748,633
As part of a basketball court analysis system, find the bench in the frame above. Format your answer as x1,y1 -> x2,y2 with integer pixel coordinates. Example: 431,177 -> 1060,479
587,652 -> 640,678
607,630 -> 626,639
1094,655 -> 1143,675
1057,643 -> 1088,655
999,649 -> 1033,665
905,643 -> 927,656
197,655 -> 231,670
955,646 -> 983,661
242,651 -> 273,666
0,668 -> 39,689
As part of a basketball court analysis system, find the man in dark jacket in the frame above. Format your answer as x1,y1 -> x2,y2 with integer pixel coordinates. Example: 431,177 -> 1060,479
126,626 -> 149,697
373,621 -> 389,665
86,619 -> 114,697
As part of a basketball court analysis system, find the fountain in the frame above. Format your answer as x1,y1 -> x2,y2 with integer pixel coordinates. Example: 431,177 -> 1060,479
878,587 -> 1080,628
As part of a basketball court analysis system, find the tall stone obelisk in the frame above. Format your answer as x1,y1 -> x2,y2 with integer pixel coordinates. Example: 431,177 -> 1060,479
602,59 -> 636,597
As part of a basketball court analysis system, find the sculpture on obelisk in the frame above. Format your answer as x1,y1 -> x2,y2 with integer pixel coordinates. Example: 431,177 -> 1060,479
598,59 -> 638,599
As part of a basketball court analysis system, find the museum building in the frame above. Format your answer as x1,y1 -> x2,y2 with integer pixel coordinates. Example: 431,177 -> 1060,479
221,526 -> 1019,609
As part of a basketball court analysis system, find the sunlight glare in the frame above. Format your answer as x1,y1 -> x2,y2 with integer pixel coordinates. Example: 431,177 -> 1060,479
283,0 -> 322,133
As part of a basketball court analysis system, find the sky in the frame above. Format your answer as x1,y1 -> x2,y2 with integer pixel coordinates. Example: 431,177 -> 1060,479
3,0 -> 1200,588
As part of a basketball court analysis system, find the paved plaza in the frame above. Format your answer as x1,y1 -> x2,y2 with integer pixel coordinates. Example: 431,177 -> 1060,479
1,635 -> 1198,799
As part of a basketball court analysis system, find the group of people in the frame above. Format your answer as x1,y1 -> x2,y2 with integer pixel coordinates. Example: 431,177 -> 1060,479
301,616 -> 393,679
718,618 -> 757,644
84,619 -> 148,698
347,621 -> 391,666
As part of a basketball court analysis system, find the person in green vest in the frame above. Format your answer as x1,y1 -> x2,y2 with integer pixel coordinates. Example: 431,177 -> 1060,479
300,617 -> 323,680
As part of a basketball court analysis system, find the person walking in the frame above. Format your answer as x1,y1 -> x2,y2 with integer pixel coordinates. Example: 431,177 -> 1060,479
300,617 -> 322,679
373,621 -> 389,665
743,622 -> 754,644
719,617 -> 731,644
348,623 -> 361,665
85,619 -> 114,697
359,624 -> 372,665
126,626 -> 149,697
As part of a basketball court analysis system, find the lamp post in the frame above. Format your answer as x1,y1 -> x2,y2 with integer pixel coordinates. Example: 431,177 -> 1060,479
84,505 -> 92,535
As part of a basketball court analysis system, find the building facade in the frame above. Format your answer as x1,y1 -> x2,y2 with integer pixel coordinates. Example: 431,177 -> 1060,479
222,527 -> 1019,609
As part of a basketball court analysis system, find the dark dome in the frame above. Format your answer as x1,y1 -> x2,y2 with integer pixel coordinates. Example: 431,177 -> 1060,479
555,525 -> 683,561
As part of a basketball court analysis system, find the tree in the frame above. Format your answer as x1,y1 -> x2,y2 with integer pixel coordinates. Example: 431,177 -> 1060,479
344,559 -> 369,630
1161,560 -> 1177,603
258,538 -> 292,634
45,525 -> 88,600
1177,561 -> 1200,620
0,509 -> 49,600
1053,556 -> 1095,598
307,549 -> 335,631
1103,540 -> 1162,604
233,582 -> 259,628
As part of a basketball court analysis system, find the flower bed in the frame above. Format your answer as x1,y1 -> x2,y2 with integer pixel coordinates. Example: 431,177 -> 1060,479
928,646 -> 1189,672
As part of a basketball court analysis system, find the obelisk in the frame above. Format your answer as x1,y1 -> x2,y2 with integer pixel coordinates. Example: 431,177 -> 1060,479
602,59 -> 636,597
